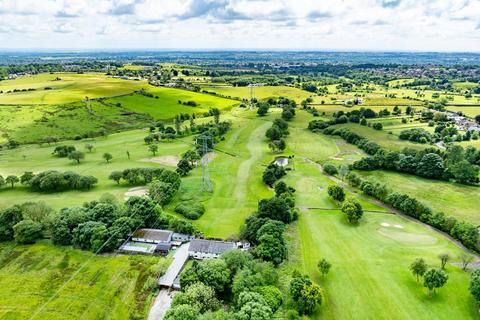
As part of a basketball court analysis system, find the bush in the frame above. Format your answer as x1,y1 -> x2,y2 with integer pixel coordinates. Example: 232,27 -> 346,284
323,163 -> 338,175
175,202 -> 205,220
13,220 -> 43,244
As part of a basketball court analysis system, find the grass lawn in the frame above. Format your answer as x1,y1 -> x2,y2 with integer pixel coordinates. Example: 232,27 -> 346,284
332,123 -> 430,151
107,87 -> 238,120
167,112 -> 273,238
279,159 -> 477,320
0,241 -> 170,319
0,73 -> 147,105
0,129 -> 191,210
0,101 -> 153,144
199,84 -> 314,103
356,170 -> 480,225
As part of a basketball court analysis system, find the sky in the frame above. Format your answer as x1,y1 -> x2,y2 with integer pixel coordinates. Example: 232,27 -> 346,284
0,0 -> 479,52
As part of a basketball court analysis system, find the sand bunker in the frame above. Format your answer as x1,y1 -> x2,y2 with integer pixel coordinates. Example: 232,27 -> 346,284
394,224 -> 404,229
141,155 -> 179,166
381,222 -> 391,227
124,187 -> 148,200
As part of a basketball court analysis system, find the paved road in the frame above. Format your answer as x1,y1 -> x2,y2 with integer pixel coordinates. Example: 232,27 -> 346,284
148,289 -> 177,320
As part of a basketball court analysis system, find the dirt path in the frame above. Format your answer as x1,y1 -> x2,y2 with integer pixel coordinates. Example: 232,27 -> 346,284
299,155 -> 480,259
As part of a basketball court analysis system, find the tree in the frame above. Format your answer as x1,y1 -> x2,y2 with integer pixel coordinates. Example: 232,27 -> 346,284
438,253 -> 450,269
255,234 -> 287,265
460,253 -> 474,271
172,282 -> 220,313
257,102 -> 270,116
341,199 -> 363,224
52,219 -> 72,245
148,144 -> 158,156
450,160 -> 479,184
410,258 -> 427,282
470,269 -> 480,303
416,153 -> 444,179
297,283 -> 323,315
0,175 -> 4,188
327,185 -> 345,202
176,159 -> 193,176
72,221 -> 107,251
5,175 -> 19,188
423,268 -> 448,295
338,164 -> 349,181
103,152 -> 113,163
318,258 -> 331,276
149,181 -> 175,205
85,144 -> 94,152
164,305 -> 200,320
265,126 -> 282,141
20,172 -> 35,185
13,220 -> 43,244
290,274 -> 312,301
108,171 -> 122,185
68,151 -> 85,164
268,139 -> 286,153
194,259 -> 231,293
323,164 -> 338,175
0,205 -> 23,241
258,197 -> 296,223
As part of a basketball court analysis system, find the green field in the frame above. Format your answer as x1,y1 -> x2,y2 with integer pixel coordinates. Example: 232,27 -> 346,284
331,122 -> 430,151
200,84 -> 314,102
356,170 -> 480,225
0,73 -> 147,105
279,158 -> 477,320
446,106 -> 480,118
0,241 -> 169,319
107,86 -> 238,120
0,128 -> 191,210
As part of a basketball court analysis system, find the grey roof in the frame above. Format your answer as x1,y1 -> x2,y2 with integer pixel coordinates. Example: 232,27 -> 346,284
189,239 -> 236,255
132,229 -> 173,242
156,243 -> 172,251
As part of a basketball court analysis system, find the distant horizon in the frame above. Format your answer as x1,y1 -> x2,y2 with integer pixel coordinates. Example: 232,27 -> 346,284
1,48 -> 480,54
0,0 -> 478,52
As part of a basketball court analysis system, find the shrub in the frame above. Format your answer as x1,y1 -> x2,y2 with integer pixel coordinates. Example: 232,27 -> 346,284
323,163 -> 338,175
175,202 -> 205,220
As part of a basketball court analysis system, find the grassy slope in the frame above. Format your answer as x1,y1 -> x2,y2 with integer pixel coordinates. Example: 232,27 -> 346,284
0,129 -> 191,210
200,84 -> 314,103
0,241 -> 169,319
0,73 -> 147,105
168,111 -> 273,238
281,158 -> 477,320
107,87 -> 237,120
332,122 -> 430,151
356,170 -> 480,225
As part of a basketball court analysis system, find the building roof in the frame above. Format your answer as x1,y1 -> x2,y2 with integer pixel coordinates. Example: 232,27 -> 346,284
189,239 -> 236,255
132,229 -> 173,242
156,243 -> 172,251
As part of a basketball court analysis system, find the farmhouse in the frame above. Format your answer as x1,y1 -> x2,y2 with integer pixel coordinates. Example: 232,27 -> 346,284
188,239 -> 236,259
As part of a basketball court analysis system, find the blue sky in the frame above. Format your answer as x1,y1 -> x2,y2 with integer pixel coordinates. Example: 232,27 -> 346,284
0,0 -> 479,51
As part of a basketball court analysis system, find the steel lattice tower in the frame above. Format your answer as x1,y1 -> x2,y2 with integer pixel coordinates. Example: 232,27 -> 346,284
197,136 -> 213,192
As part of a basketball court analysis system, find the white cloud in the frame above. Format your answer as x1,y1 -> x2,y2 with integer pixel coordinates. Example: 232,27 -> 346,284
0,0 -> 477,51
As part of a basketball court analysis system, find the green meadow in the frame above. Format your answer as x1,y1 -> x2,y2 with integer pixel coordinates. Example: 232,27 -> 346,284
356,170 -> 480,225
0,128 -> 191,210
200,84 -> 314,102
0,73 -> 147,105
0,241 -> 169,319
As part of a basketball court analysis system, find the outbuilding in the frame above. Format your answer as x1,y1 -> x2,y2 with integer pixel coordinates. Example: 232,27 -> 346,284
188,239 -> 236,260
